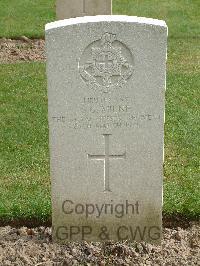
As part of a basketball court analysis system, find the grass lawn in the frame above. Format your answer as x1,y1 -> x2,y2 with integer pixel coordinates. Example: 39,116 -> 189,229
0,63 -> 51,222
0,0 -> 199,38
114,0 -> 200,38
0,0 -> 55,38
0,0 -> 199,222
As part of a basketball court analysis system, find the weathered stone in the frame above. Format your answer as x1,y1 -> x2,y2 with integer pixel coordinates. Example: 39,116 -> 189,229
45,15 -> 168,244
56,0 -> 112,20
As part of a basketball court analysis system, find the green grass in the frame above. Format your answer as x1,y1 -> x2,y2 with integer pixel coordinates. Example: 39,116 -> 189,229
0,0 -> 55,38
0,0 -> 199,222
0,0 -> 199,38
164,72 -> 200,216
114,0 -> 200,38
0,63 -> 51,221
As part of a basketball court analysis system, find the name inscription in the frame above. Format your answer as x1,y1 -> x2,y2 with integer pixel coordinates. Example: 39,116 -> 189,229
52,97 -> 161,130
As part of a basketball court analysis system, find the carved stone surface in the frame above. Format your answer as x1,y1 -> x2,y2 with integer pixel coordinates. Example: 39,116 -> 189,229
56,0 -> 112,20
79,32 -> 134,93
46,15 -> 168,244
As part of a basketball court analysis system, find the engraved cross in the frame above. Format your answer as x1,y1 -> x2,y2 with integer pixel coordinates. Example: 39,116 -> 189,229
99,54 -> 113,70
87,134 -> 126,192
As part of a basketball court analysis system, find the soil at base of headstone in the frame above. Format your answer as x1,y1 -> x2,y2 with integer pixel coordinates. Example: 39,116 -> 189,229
0,38 -> 45,63
0,222 -> 199,266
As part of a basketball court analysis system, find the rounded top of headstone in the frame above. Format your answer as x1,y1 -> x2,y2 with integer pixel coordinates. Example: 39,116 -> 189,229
45,15 -> 167,32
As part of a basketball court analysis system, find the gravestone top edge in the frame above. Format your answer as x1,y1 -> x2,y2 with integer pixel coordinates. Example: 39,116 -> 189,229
45,15 -> 167,32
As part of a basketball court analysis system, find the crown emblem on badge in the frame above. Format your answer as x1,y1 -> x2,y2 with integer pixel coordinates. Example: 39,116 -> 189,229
79,33 -> 134,93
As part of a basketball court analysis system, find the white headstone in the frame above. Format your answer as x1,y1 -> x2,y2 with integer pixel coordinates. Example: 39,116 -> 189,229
56,0 -> 112,20
46,15 -> 167,244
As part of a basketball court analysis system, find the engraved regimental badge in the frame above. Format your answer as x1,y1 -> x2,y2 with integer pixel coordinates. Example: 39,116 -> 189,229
79,33 -> 134,93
